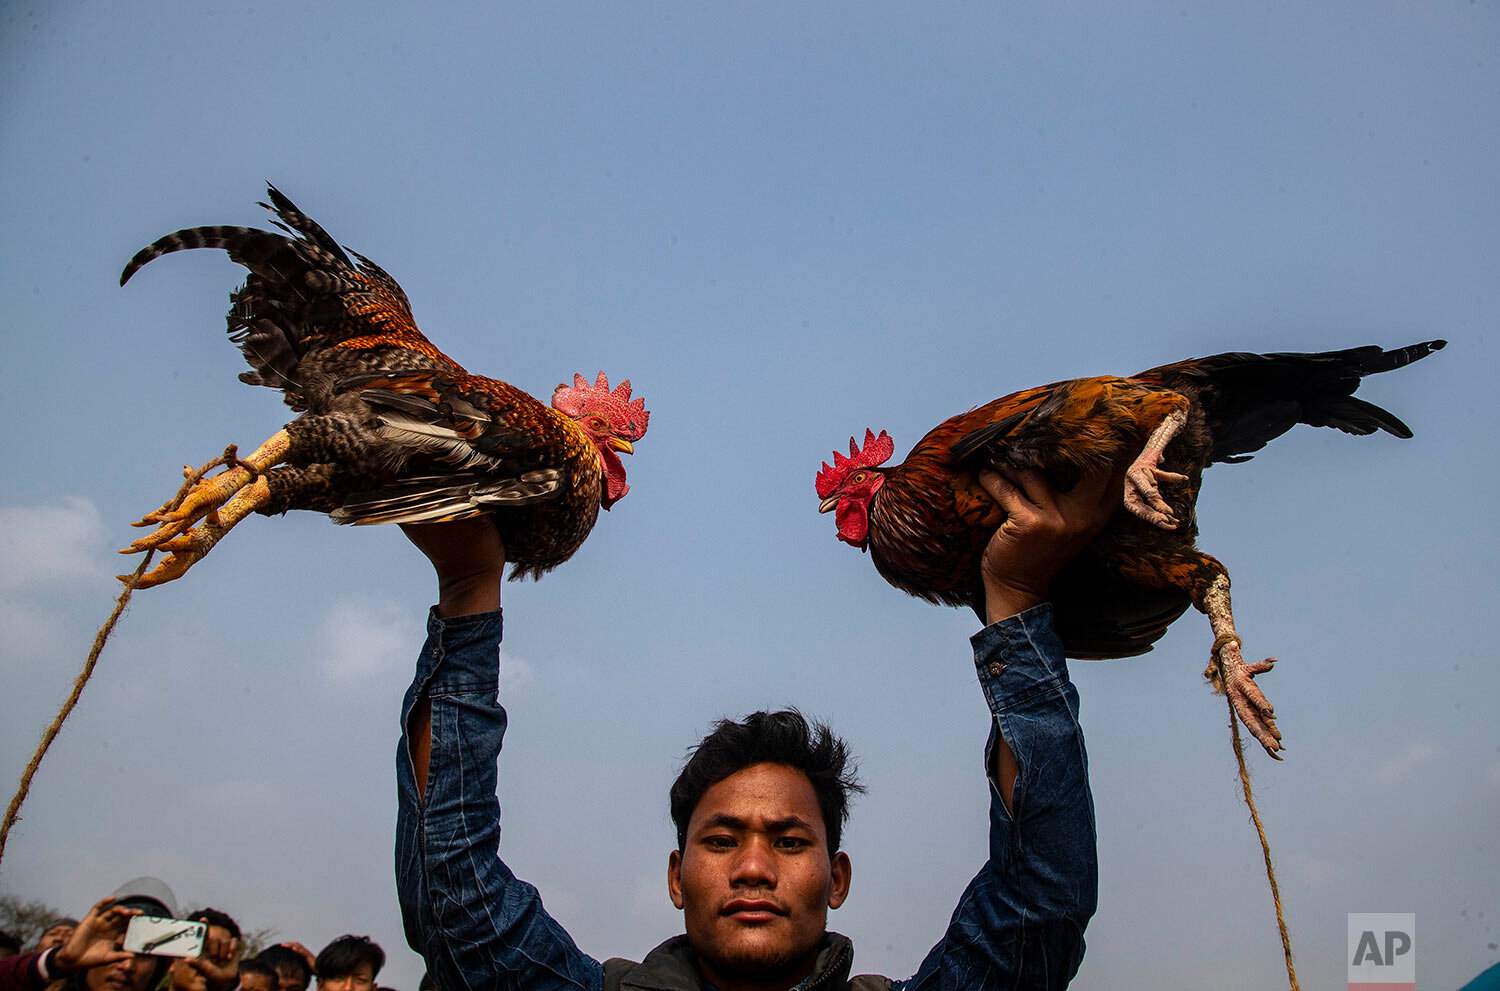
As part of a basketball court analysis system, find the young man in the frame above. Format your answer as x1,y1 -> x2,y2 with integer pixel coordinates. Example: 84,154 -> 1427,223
396,468 -> 1112,990
311,937 -> 383,991
252,946 -> 311,991
236,959 -> 279,991
168,911 -> 240,991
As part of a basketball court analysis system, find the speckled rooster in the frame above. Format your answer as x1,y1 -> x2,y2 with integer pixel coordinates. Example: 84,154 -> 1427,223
816,342 -> 1444,756
119,187 -> 649,588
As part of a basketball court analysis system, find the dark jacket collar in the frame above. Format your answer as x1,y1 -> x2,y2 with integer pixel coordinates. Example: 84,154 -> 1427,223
610,932 -> 857,991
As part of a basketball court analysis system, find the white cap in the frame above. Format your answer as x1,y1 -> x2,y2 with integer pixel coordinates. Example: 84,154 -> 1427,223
109,876 -> 178,919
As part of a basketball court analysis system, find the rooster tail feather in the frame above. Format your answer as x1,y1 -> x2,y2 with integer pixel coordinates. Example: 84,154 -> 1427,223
1351,338 -> 1447,375
1151,339 -> 1447,462
1302,394 -> 1413,438
259,184 -> 353,267
121,226 -> 267,285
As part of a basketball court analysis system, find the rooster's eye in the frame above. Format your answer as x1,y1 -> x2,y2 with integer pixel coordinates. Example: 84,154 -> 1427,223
852,472 -> 865,484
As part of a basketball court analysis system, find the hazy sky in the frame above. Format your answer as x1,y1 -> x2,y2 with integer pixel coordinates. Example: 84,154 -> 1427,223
2,3 -> 1497,988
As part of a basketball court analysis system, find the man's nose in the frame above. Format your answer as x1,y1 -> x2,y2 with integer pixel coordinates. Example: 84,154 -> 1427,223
730,838 -> 778,886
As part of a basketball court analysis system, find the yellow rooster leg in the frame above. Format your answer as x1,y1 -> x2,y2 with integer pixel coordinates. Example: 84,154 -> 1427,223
127,431 -> 291,549
1201,573 -> 1284,758
1124,408 -> 1190,530
120,477 -> 271,589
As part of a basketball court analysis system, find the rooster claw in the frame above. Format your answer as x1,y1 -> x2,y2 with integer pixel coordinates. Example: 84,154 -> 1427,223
118,525 -> 221,588
120,519 -> 192,553
119,551 -> 201,590
1223,655 -> 1284,758
1124,465 -> 1187,530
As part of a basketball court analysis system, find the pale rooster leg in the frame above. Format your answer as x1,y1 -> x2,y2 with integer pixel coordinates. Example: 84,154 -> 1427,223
1124,408 -> 1190,530
127,431 -> 291,549
121,477 -> 271,589
1201,573 -> 1284,758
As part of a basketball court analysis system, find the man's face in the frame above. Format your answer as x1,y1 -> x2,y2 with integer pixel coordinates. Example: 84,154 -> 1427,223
37,924 -> 76,953
241,972 -> 276,991
275,967 -> 309,991
668,762 -> 851,989
84,944 -> 157,991
168,926 -> 233,991
316,963 -> 375,991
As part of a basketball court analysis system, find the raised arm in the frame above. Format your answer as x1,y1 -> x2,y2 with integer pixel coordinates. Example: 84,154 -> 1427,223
899,468 -> 1114,991
394,518 -> 603,991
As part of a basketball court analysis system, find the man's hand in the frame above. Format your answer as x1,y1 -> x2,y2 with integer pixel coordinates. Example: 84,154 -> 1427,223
401,516 -> 506,618
183,921 -> 241,991
979,467 -> 1120,625
278,942 -> 316,977
50,898 -> 141,974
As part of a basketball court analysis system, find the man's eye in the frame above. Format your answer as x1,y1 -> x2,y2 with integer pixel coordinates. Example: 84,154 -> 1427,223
775,837 -> 810,850
703,835 -> 736,849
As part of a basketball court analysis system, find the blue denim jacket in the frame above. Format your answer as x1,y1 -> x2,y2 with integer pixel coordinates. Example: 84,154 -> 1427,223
395,605 -> 1096,991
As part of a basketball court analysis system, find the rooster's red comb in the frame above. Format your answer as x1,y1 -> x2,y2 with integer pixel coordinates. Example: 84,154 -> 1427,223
552,371 -> 650,440
815,428 -> 894,498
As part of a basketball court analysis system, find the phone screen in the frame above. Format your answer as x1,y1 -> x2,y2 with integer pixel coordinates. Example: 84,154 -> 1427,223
122,916 -> 206,958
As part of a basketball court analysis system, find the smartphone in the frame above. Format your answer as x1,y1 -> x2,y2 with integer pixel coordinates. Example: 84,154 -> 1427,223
122,916 -> 205,958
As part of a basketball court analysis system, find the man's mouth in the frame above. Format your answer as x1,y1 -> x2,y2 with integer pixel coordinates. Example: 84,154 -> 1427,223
721,899 -> 786,922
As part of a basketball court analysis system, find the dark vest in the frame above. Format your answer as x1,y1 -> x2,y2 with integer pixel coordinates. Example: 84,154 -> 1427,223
603,933 -> 891,991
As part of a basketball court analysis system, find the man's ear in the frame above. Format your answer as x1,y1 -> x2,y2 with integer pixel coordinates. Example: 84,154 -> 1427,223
828,851 -> 852,910
667,849 -> 685,910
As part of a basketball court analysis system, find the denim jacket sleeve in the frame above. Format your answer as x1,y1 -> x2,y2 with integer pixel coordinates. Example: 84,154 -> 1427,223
395,608 -> 604,991
896,604 -> 1098,990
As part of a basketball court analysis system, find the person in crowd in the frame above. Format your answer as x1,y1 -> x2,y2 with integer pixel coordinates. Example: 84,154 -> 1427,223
167,911 -> 240,991
2,895 -> 138,991
32,925 -> 77,956
312,938 -> 383,991
33,920 -> 79,991
254,946 -> 311,991
237,958 -> 279,991
64,879 -> 179,991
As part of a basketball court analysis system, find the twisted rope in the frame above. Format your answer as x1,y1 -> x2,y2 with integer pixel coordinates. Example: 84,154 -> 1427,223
0,448 -> 239,868
1215,644 -> 1300,990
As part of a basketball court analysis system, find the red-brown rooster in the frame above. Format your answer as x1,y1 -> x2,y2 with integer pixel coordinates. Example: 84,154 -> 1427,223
119,187 -> 649,588
815,342 -> 1445,756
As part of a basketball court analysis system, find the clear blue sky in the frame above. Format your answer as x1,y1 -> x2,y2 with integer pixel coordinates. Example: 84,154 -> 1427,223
2,3 -> 1496,988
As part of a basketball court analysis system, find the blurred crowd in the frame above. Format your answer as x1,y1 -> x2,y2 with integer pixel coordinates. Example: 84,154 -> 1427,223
0,879 -> 430,991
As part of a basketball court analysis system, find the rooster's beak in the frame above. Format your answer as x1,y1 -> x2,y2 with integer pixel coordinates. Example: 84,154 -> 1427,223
607,437 -> 635,455
818,496 -> 839,514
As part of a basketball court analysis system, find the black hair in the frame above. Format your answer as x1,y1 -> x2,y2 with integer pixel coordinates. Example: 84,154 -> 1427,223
417,974 -> 435,991
184,908 -> 240,940
255,946 -> 312,986
314,936 -> 384,982
239,960 -> 279,986
0,931 -> 20,954
669,709 -> 864,853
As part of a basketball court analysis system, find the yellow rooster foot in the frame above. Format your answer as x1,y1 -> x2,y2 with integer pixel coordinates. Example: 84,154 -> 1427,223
125,468 -> 254,552
118,476 -> 271,588
1123,462 -> 1189,529
120,529 -> 216,589
1208,637 -> 1284,758
123,432 -> 290,553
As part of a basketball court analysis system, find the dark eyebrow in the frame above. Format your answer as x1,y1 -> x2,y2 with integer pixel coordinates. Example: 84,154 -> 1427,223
698,813 -> 819,835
